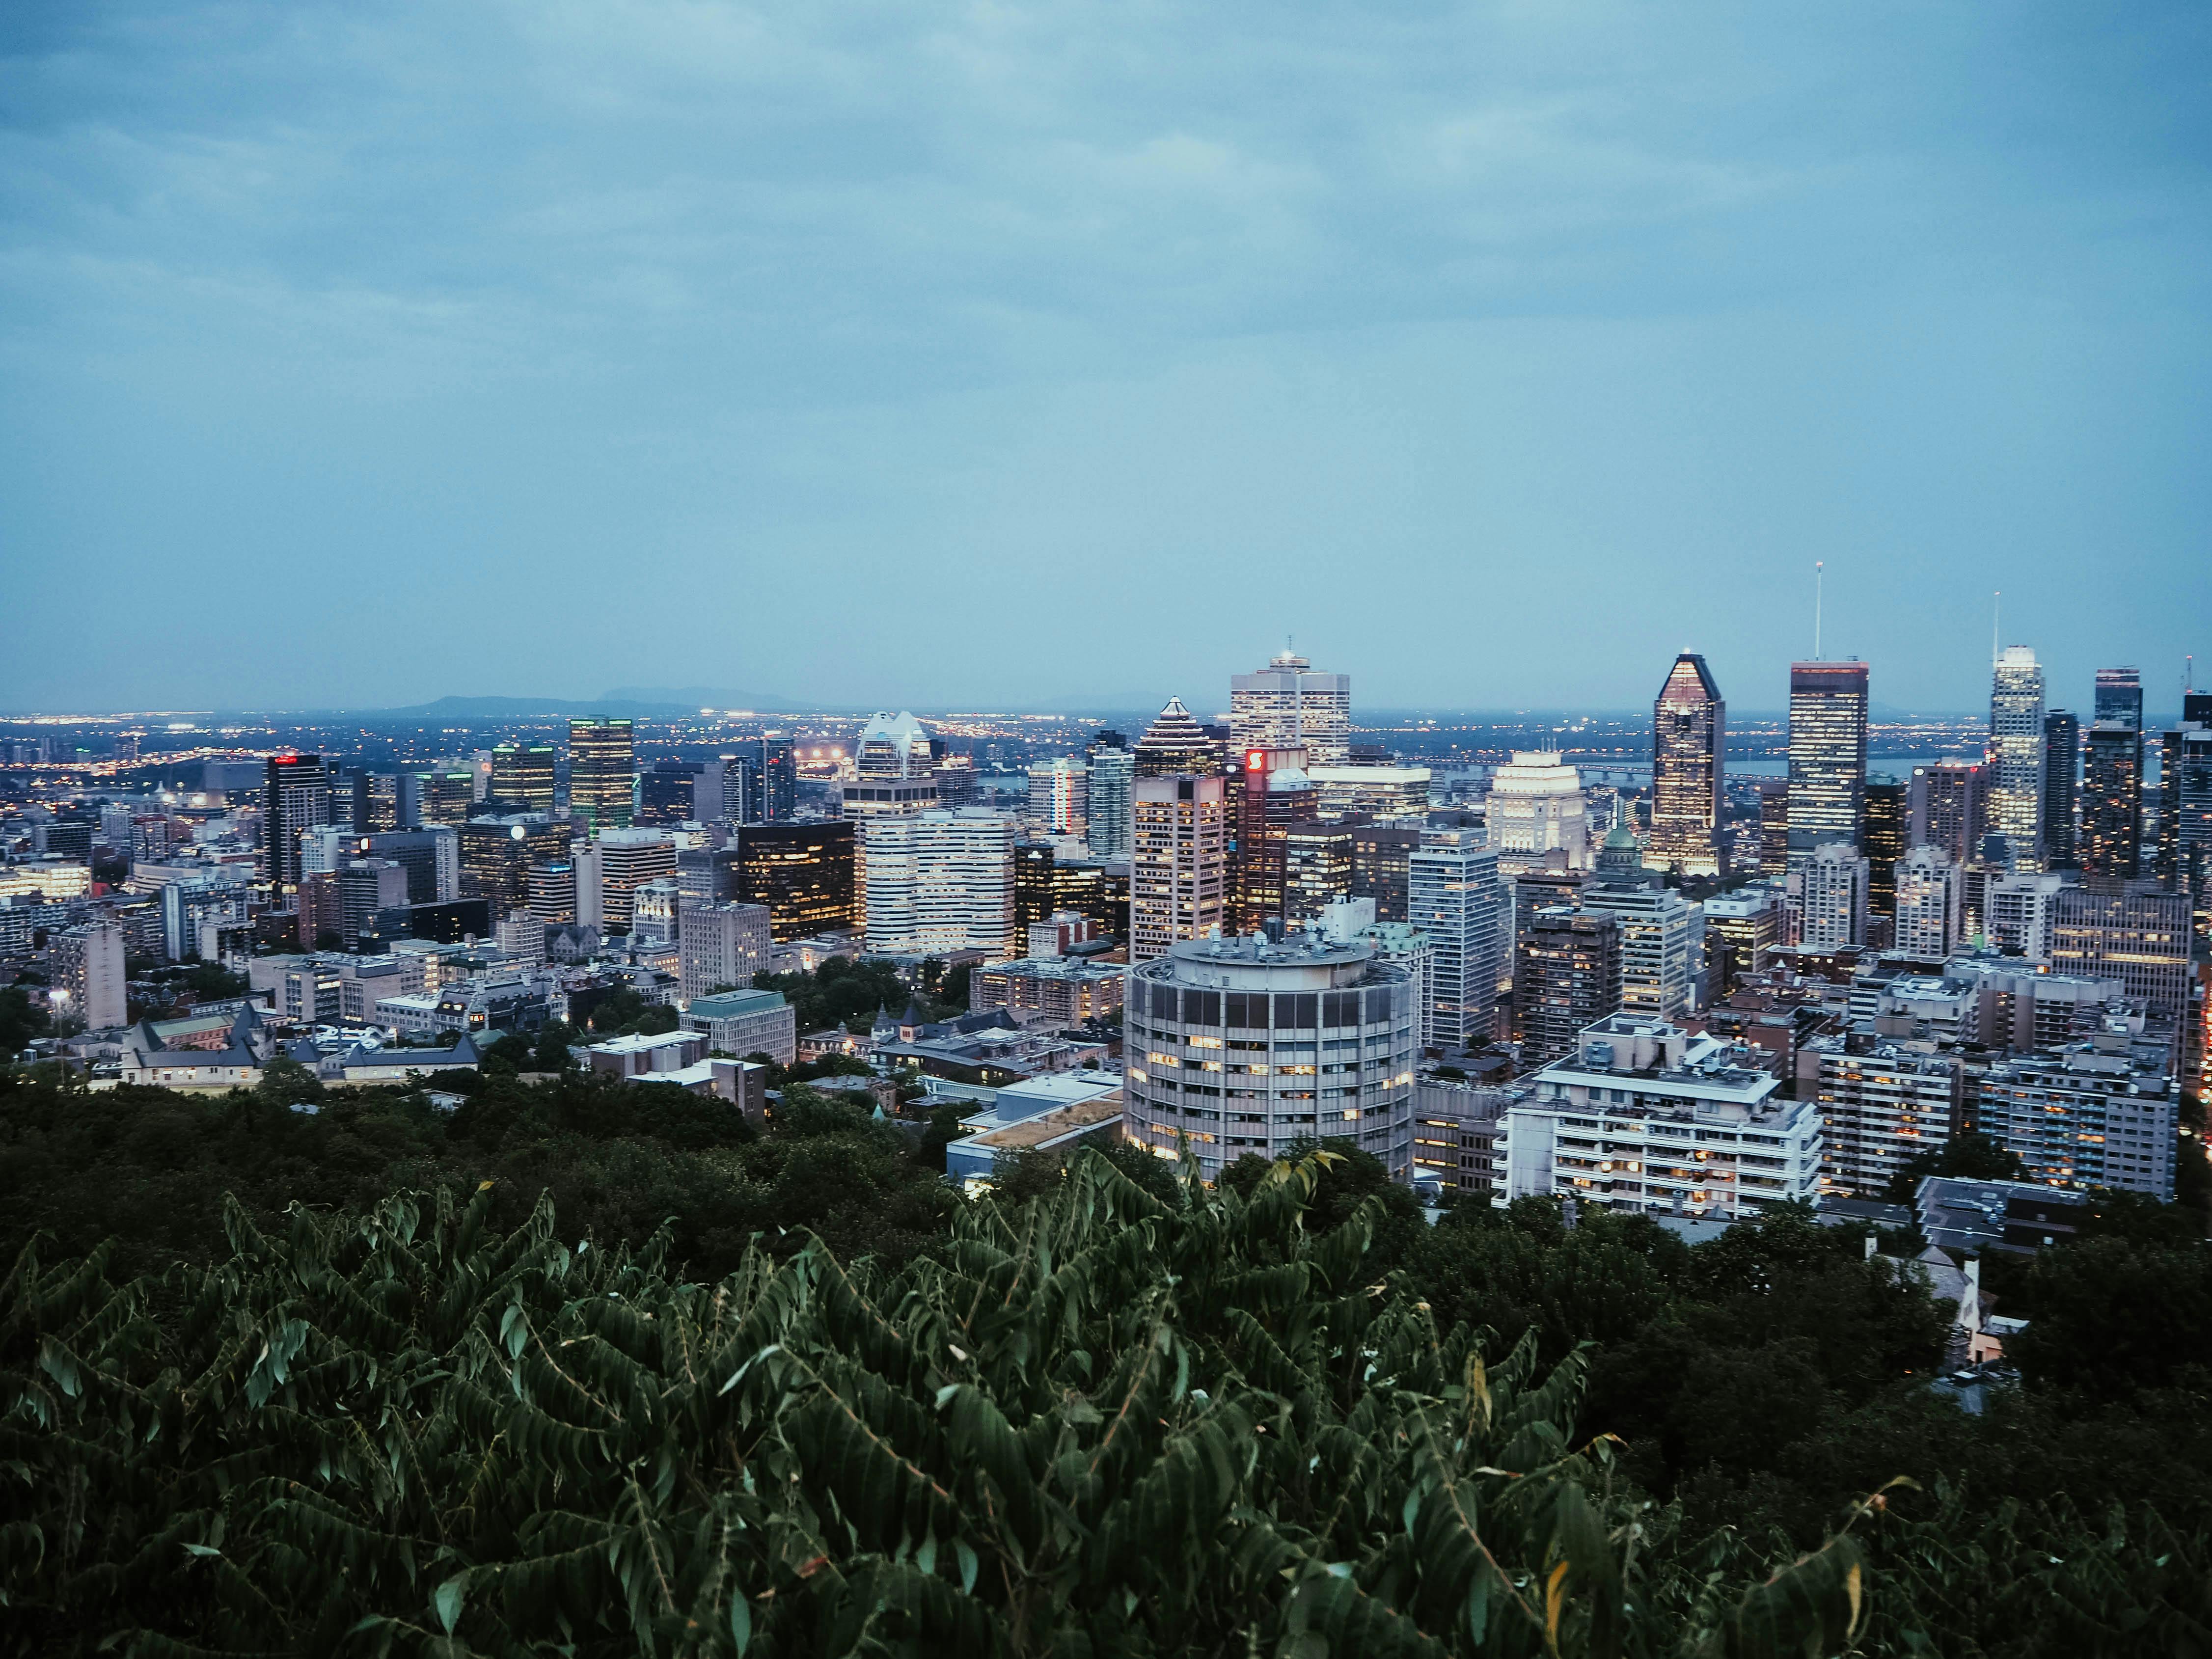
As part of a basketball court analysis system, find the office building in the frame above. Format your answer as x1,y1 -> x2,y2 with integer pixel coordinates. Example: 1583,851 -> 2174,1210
1130,773 -> 1229,961
336,860 -> 413,946
342,828 -> 460,906
1013,841 -> 1060,940
568,718 -> 636,831
726,821 -> 856,940
1796,839 -> 1869,949
1122,933 -> 1418,1180
1408,830 -> 1507,1047
637,760 -> 703,827
1350,821 -> 1424,923
1988,646 -> 2047,864
1233,745 -> 1317,933
1787,661 -> 1869,853
1580,829 -> 1702,1021
1514,908 -> 1623,1069
631,877 -> 683,946
355,771 -> 404,834
1807,1037 -> 1963,1200
2095,666 -> 2144,731
681,988 -> 798,1067
756,738 -> 797,823
2048,877 -> 2193,1020
2082,721 -> 2144,878
844,711 -> 938,819
1862,775 -> 1905,932
1499,1014 -> 1823,1220
1892,846 -> 1963,959
263,753 -> 334,886
596,828 -> 678,935
679,902 -> 773,1004
1648,653 -> 1726,877
1307,765 -> 1431,821
487,745 -> 556,814
700,753 -> 759,826
1907,762 -> 1989,867
1086,745 -> 1134,861
862,809 -> 1017,958
2041,710 -> 2079,869
51,921 -> 127,1031
528,860 -> 577,926
2154,697 -> 2212,899
1134,698 -> 1220,777
1755,779 -> 1790,875
410,770 -> 476,830
458,817 -> 572,913
1978,1043 -> 2178,1199
1701,887 -> 1780,995
1281,823 -> 1354,925
1027,756 -> 1089,839
1484,752 -> 1590,870
1230,649 -> 1352,765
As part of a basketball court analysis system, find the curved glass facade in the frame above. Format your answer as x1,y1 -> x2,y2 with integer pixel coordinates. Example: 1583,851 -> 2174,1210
1122,937 -> 1417,1180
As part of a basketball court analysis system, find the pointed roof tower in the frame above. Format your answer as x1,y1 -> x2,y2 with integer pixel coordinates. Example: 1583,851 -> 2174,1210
1134,697 -> 1221,777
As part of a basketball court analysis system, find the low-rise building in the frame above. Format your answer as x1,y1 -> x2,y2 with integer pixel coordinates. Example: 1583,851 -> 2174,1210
1499,1013 -> 1822,1220
1411,1079 -> 1510,1197
1915,1175 -> 2092,1256
943,1070 -> 1126,1188
584,1030 -> 710,1079
968,954 -> 1126,1025
681,988 -> 798,1066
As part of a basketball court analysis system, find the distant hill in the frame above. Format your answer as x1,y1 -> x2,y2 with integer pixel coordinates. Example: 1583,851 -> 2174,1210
600,686 -> 839,713
364,695 -> 703,719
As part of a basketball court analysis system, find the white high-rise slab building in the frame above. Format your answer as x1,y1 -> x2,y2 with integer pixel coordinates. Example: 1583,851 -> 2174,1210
1230,650 -> 1352,765
1407,830 -> 1506,1048
1796,840 -> 1869,949
1891,846 -> 1963,958
680,902 -> 773,1004
1988,646 -> 2047,865
1483,752 -> 1590,870
862,809 -> 1017,958
1027,756 -> 1089,839
52,921 -> 127,1032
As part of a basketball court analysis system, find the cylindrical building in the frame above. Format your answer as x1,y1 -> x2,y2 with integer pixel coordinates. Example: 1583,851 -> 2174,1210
1122,934 -> 1418,1183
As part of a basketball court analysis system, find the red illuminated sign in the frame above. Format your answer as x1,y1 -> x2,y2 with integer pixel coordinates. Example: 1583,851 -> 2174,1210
1246,751 -> 1266,770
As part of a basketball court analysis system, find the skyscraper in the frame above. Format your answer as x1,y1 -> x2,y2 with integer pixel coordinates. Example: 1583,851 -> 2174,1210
1987,646 -> 2046,865
2041,709 -> 2079,869
1907,762 -> 1989,866
2094,666 -> 2144,731
727,821 -> 855,940
862,810 -> 1016,958
1027,756 -> 1090,839
1407,830 -> 1507,1048
1130,773 -> 1229,961
1892,846 -> 1963,959
1085,745 -> 1134,861
2084,664 -> 2142,880
1648,653 -> 1725,877
2153,693 -> 2212,903
1862,776 -> 1906,927
1230,649 -> 1352,765
1233,745 -> 1317,933
568,719 -> 636,832
1133,698 -> 1220,777
757,737 -> 797,823
1786,661 -> 1869,854
263,753 -> 334,887
844,712 -> 937,818
487,745 -> 557,814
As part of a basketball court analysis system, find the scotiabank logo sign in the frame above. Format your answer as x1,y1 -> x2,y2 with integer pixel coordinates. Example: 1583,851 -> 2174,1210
1246,751 -> 1266,771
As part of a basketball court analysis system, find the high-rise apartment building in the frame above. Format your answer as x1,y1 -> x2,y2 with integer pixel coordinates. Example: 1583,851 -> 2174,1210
679,902 -> 773,1004
1987,646 -> 2046,864
726,821 -> 855,941
1027,756 -> 1089,839
1862,776 -> 1906,927
568,719 -> 637,832
1130,774 -> 1228,961
758,738 -> 797,823
595,828 -> 678,934
1978,1045 -> 2177,1199
1134,698 -> 1220,777
1085,745 -> 1134,862
1892,846 -> 1963,959
2094,667 -> 2144,731
1797,840 -> 1869,949
1579,830 -> 1703,1021
1786,661 -> 1869,853
1648,653 -> 1725,877
2082,721 -> 2143,877
1230,649 -> 1352,765
2041,710 -> 2079,869
1984,870 -> 2070,962
1407,830 -> 1507,1048
487,745 -> 557,814
1484,752 -> 1590,870
862,810 -> 1016,958
1907,762 -> 1989,866
1809,1037 -> 1962,1200
263,753 -> 334,887
1513,908 -> 1623,1069
51,921 -> 126,1031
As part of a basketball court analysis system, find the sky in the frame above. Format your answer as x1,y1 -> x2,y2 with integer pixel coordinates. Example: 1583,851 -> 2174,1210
2,1 -> 2209,717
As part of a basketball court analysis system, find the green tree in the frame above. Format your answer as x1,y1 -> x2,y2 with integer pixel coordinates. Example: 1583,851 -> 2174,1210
1883,1129 -> 2027,1203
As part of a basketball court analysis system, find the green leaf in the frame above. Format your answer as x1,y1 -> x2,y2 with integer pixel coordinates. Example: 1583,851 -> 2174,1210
434,1573 -> 466,1635
956,1539 -> 979,1596
729,1593 -> 752,1656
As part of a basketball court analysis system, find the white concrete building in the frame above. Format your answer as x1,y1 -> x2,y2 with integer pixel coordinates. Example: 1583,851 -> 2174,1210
1500,1013 -> 1822,1220
1027,757 -> 1089,839
1407,830 -> 1505,1048
863,809 -> 1017,958
1085,747 -> 1134,862
1796,840 -> 1869,949
679,901 -> 773,1004
1983,870 -> 2071,961
1483,752 -> 1590,870
1892,846 -> 1963,958
1229,650 -> 1352,765
51,921 -> 127,1031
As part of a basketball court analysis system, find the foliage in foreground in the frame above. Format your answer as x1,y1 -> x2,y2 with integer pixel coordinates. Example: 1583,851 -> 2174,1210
0,1149 -> 1878,1657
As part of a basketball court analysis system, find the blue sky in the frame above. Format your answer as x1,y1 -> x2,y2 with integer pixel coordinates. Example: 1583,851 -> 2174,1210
3,1 -> 2208,715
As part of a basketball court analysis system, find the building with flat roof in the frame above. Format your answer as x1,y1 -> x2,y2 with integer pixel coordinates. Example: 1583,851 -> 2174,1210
1500,1013 -> 1821,1220
1805,1035 -> 1963,1200
944,1071 -> 1127,1187
1787,661 -> 1869,853
1230,651 -> 1351,765
969,954 -> 1126,1025
1976,1038 -> 2178,1199
681,987 -> 798,1066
